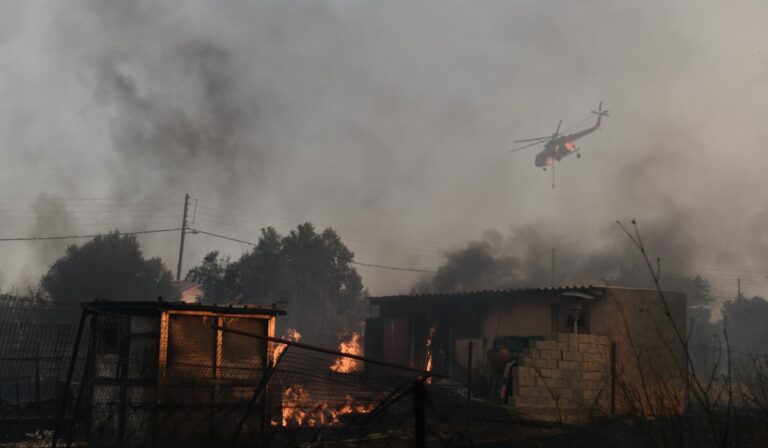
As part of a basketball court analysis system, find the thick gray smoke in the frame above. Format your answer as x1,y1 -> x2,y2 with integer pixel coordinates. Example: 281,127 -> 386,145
415,211 -> 707,296
2,0 -> 768,301
18,197 -> 77,286
95,41 -> 259,199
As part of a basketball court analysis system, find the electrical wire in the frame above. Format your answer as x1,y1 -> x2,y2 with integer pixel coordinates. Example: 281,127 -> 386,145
0,228 -> 181,242
188,227 -> 438,274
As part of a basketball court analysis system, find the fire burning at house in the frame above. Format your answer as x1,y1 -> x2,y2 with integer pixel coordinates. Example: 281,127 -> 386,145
280,332 -> 372,427
281,386 -> 374,427
272,327 -> 301,364
330,332 -> 364,373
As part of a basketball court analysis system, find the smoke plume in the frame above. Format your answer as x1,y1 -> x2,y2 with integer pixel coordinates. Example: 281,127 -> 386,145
1,0 -> 768,301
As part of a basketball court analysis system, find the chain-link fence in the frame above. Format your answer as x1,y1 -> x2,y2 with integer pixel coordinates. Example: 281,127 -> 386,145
0,300 -> 545,447
0,295 -> 86,443
43,304 -> 493,447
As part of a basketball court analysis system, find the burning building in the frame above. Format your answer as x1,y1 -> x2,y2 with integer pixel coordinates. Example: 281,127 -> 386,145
54,301 -> 424,447
66,300 -> 283,447
365,286 -> 687,421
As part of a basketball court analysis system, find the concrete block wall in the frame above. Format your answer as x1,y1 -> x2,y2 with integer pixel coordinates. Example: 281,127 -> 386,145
509,333 -> 612,418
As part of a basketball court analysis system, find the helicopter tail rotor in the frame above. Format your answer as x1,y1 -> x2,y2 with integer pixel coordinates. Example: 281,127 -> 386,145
591,101 -> 609,117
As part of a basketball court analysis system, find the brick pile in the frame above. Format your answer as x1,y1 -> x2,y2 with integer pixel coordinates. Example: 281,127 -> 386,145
509,333 -> 612,416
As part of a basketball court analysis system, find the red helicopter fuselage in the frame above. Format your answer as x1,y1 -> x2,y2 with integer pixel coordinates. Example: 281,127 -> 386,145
534,139 -> 578,167
534,111 -> 605,168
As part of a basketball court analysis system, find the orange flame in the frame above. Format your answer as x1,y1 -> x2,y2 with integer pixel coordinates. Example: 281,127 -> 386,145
424,326 -> 436,384
272,328 -> 301,364
280,385 -> 374,427
330,332 -> 363,373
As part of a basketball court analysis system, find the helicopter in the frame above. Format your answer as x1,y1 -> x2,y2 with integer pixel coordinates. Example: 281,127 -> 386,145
510,102 -> 609,187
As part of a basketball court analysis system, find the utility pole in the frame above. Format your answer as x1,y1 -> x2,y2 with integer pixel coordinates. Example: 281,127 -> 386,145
176,193 -> 190,282
737,277 -> 742,299
550,248 -> 556,287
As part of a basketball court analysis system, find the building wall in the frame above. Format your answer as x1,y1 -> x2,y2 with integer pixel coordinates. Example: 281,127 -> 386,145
481,297 -> 554,343
509,333 -> 612,422
605,288 -> 687,416
370,287 -> 687,419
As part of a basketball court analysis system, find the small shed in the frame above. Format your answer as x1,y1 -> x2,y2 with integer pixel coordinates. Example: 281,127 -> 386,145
365,286 -> 687,420
79,300 -> 284,447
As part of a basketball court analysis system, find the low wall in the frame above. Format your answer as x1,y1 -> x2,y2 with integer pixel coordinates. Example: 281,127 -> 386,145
509,333 -> 612,421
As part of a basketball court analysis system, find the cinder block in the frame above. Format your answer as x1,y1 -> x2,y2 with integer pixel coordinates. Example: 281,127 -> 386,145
535,387 -> 552,398
545,378 -> 564,389
557,360 -> 574,370
563,351 -> 582,362
515,366 -> 530,377
535,340 -> 558,351
519,375 -> 534,387
539,396 -> 556,407
582,371 -> 601,382
518,386 -> 532,397
590,361 -> 607,372
557,342 -> 567,351
538,368 -> 553,378
558,333 -> 570,343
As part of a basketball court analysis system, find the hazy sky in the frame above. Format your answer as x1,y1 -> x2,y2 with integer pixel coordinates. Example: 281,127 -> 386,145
2,0 -> 768,301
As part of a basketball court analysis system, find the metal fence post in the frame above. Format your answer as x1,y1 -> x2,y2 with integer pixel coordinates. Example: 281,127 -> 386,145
466,340 -> 472,432
35,342 -> 41,405
610,340 -> 616,415
413,379 -> 426,448
52,308 -> 88,448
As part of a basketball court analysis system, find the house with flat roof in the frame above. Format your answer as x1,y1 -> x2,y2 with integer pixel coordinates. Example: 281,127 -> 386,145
365,286 -> 687,421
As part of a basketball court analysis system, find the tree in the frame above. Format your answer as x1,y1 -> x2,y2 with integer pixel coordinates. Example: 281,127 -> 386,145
187,223 -> 365,341
41,231 -> 178,302
186,251 -> 238,300
722,295 -> 768,355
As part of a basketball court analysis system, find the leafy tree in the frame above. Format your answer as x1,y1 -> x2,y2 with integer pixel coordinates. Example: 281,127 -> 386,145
186,251 -> 238,300
41,231 -> 178,302
722,295 -> 768,355
187,223 -> 365,341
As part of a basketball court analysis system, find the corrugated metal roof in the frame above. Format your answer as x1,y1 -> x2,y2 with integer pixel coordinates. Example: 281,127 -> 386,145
368,285 -> 605,304
83,300 -> 286,316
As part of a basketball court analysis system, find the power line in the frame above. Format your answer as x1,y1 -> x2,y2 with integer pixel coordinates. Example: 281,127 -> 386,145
0,228 -> 181,242
352,262 -> 437,274
188,227 -> 437,274
0,197 -> 177,202
189,228 -> 259,247
195,200 -> 458,250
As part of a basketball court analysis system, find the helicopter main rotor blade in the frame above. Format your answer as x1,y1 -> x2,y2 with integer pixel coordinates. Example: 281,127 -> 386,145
509,140 -> 546,152
554,120 -> 562,135
513,136 -> 551,143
